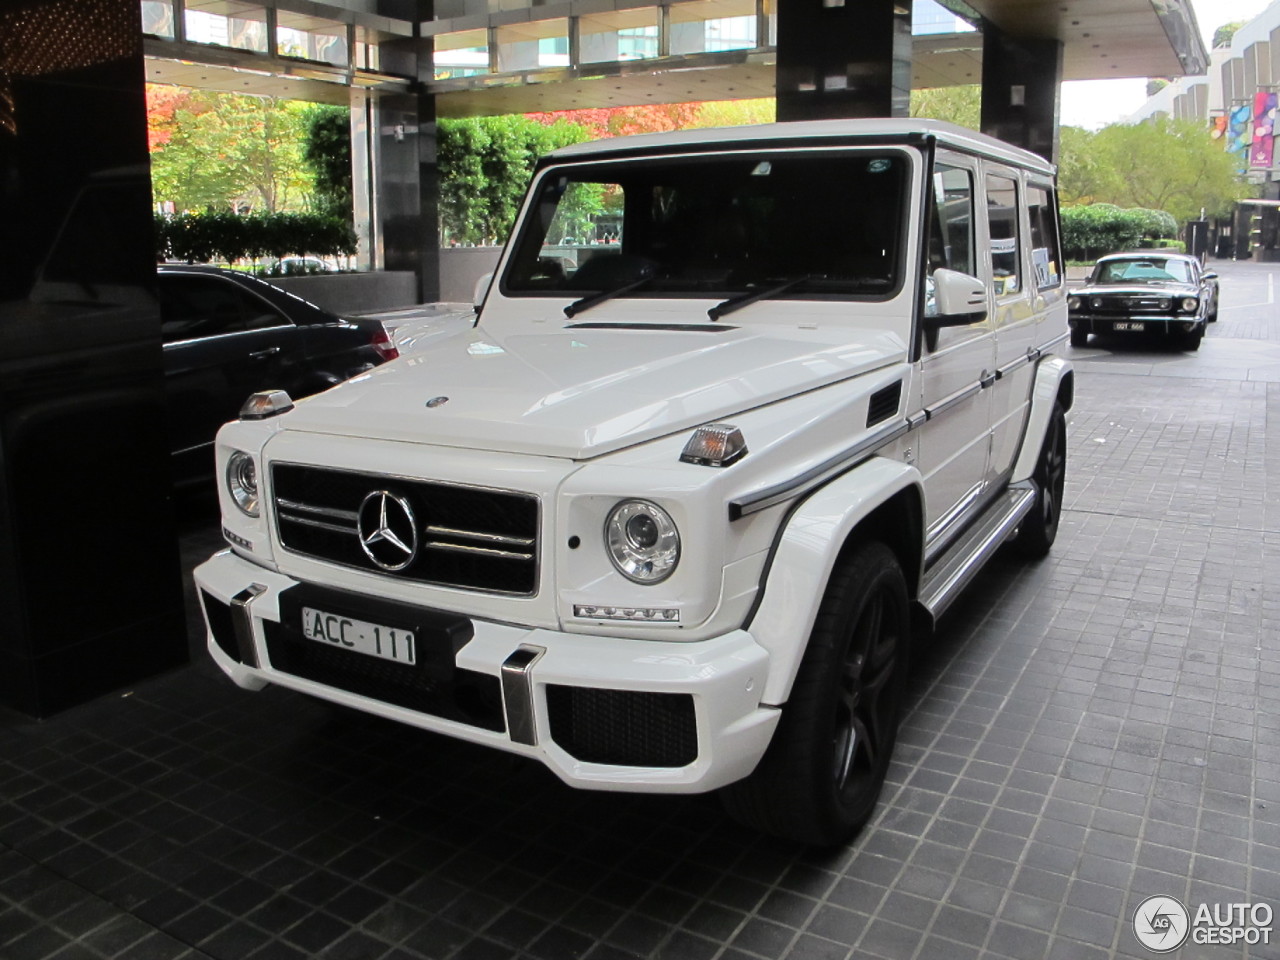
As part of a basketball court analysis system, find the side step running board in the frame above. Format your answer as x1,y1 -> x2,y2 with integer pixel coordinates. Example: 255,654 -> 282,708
917,482 -> 1037,627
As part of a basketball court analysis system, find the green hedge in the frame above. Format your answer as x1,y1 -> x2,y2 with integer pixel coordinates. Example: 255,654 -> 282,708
1060,204 -> 1179,262
155,211 -> 357,265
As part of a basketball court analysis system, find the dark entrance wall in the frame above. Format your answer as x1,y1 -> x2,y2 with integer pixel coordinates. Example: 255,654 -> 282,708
0,0 -> 186,716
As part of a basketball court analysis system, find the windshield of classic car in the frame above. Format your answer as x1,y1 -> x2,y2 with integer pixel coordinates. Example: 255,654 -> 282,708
504,152 -> 909,300
1096,258 -> 1192,285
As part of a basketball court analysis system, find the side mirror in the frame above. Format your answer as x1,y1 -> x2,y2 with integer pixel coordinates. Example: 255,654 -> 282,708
926,268 -> 988,328
473,272 -> 494,314
1202,271 -> 1218,281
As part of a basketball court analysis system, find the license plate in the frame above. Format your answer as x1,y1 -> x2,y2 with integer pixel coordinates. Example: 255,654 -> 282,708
1114,321 -> 1145,331
301,606 -> 416,665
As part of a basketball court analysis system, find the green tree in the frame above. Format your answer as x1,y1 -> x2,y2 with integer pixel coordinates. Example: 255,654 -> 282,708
437,115 -> 592,245
149,89 -> 314,214
1214,21 -> 1245,48
302,105 -> 352,222
689,98 -> 775,129
1059,118 -> 1247,223
910,85 -> 980,130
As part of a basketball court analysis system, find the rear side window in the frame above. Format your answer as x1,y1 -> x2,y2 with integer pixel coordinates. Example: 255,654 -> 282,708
159,276 -> 289,343
1027,185 -> 1063,289
986,174 -> 1020,297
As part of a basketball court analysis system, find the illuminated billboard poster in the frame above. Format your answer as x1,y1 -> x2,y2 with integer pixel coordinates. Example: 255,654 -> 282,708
1228,102 -> 1252,170
1251,90 -> 1277,168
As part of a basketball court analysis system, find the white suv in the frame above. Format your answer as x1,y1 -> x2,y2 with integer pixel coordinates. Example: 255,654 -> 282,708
195,119 -> 1073,845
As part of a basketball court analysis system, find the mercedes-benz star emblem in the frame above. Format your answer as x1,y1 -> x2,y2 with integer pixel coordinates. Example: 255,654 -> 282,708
357,490 -> 418,571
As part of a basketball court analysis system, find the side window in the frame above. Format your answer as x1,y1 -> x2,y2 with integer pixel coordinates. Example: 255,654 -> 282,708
159,276 -> 287,343
1027,184 -> 1063,290
927,165 -> 975,277
986,174 -> 1020,297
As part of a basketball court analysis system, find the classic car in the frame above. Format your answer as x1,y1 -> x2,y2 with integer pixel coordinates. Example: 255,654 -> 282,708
1068,251 -> 1218,350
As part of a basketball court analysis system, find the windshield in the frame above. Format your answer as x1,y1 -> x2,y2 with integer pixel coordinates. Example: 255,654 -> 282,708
1096,258 -> 1192,284
504,150 -> 910,300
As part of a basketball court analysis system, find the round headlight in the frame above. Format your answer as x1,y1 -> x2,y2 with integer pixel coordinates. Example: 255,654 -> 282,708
1180,297 -> 1198,312
605,500 -> 680,583
1068,296 -> 1081,311
226,451 -> 260,517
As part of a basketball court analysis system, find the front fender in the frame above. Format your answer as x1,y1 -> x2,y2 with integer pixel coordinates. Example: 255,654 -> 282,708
1011,356 -> 1073,483
748,456 -> 923,706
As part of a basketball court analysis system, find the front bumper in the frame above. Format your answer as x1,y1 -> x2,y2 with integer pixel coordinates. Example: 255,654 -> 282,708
1069,314 -> 1203,336
194,549 -> 779,793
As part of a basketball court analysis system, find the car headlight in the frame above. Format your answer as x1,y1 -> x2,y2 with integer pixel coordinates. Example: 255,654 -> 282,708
226,451 -> 260,517
1180,297 -> 1198,312
1068,296 -> 1081,311
605,500 -> 680,583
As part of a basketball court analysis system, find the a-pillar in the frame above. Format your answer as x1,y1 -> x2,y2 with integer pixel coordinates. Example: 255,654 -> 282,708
775,0 -> 911,122
979,23 -> 1064,164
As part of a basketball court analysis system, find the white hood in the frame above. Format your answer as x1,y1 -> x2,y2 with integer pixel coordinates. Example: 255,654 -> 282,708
283,319 -> 905,459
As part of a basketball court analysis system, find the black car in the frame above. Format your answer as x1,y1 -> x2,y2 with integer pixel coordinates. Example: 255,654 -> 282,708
1068,252 -> 1219,351
159,265 -> 397,483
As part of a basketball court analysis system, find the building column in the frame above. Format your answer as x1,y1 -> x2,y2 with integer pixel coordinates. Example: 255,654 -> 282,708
0,0 -> 186,716
377,0 -> 439,302
979,23 -> 1064,163
775,0 -> 911,122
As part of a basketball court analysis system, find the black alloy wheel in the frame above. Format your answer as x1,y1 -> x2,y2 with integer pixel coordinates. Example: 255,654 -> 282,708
1013,401 -> 1067,558
721,540 -> 909,846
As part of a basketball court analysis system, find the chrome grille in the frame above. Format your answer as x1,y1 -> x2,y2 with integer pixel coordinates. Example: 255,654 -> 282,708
1093,295 -> 1172,314
271,463 -> 539,596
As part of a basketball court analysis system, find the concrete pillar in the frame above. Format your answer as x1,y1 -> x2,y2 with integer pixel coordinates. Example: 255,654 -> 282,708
980,23 -> 1064,163
377,1 -> 439,302
0,0 -> 186,716
775,0 -> 911,122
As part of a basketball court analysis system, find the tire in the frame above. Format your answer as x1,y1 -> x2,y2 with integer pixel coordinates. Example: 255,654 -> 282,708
1180,327 -> 1203,351
720,541 -> 909,846
1012,401 -> 1066,559
1069,327 -> 1089,348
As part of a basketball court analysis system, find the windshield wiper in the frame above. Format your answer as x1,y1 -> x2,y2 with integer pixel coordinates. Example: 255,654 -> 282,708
564,276 -> 653,319
708,275 -> 818,321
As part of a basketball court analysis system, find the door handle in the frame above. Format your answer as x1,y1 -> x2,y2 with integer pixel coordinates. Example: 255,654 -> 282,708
249,347 -> 281,359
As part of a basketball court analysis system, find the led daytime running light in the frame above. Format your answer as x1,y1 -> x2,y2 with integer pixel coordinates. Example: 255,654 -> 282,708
574,605 -> 680,622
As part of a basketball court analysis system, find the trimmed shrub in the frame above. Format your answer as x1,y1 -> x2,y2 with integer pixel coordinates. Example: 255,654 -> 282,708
154,212 -> 357,265
1061,204 -> 1179,262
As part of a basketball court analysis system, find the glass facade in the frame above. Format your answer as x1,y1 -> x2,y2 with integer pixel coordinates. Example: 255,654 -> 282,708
670,0 -> 757,55
183,1 -> 269,53
580,8 -> 659,64
140,0 -> 175,39
495,19 -> 569,72
434,28 -> 490,78
277,11 -> 349,67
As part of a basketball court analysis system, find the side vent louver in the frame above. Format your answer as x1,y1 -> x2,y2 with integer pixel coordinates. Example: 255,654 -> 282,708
867,381 -> 902,427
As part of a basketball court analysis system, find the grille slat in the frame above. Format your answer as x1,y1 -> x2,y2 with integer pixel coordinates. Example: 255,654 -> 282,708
272,464 -> 539,596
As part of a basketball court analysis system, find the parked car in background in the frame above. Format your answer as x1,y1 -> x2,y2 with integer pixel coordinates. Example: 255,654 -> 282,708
1068,251 -> 1218,351
159,265 -> 398,484
259,256 -> 341,276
